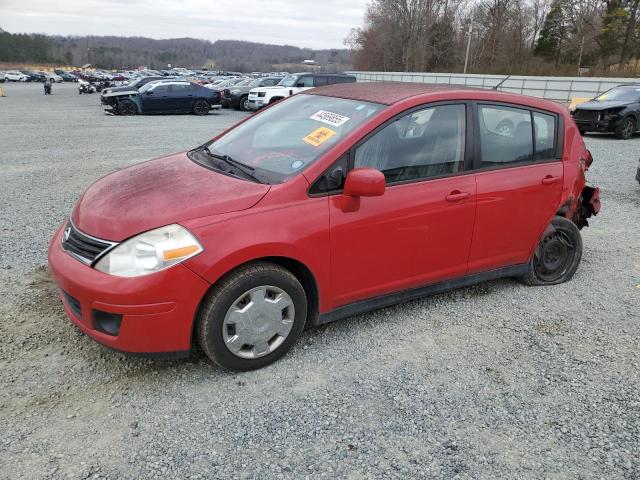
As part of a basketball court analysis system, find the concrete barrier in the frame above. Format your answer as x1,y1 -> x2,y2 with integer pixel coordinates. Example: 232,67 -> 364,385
346,71 -> 640,102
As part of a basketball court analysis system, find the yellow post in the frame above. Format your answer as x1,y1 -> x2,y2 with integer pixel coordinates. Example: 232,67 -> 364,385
0,85 -> 5,97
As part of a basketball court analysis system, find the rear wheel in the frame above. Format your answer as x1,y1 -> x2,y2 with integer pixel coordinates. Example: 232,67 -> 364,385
197,262 -> 307,371
614,116 -> 636,139
520,216 -> 582,286
193,99 -> 210,115
118,99 -> 137,115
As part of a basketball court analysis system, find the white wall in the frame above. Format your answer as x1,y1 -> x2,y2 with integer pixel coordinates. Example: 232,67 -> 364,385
346,71 -> 640,102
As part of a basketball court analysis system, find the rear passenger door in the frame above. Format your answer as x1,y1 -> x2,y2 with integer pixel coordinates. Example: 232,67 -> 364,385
468,103 -> 564,274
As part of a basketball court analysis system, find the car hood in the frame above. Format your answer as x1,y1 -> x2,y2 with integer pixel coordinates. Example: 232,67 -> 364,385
102,90 -> 139,97
574,100 -> 630,111
72,152 -> 270,241
250,86 -> 286,93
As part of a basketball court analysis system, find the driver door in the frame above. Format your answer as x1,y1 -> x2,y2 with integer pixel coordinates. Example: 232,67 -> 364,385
328,103 -> 477,308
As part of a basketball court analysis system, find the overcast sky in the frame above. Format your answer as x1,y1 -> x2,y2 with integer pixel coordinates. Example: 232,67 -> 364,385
2,0 -> 369,49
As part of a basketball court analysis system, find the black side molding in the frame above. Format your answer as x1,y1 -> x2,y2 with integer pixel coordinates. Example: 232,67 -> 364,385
316,264 -> 529,326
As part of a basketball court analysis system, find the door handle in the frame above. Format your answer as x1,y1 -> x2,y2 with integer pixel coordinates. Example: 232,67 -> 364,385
445,191 -> 471,202
541,175 -> 561,185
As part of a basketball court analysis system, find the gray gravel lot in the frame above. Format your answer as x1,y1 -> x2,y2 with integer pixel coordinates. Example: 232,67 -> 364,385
1,82 -> 639,479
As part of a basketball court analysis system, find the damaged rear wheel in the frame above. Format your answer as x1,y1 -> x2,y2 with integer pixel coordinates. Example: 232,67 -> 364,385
521,216 -> 583,286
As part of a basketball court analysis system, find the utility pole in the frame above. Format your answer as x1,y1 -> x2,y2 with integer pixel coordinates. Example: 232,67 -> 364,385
463,12 -> 473,74
577,35 -> 584,76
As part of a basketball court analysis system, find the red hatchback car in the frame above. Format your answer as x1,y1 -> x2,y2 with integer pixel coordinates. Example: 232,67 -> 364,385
49,82 -> 600,370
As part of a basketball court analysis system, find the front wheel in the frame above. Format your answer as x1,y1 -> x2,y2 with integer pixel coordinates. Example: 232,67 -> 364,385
197,262 -> 307,371
520,216 -> 583,286
118,99 -> 137,115
239,96 -> 249,111
614,116 -> 636,140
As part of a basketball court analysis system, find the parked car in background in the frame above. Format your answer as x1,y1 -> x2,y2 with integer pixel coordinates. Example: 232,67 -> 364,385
101,76 -> 170,95
20,70 -> 46,82
42,72 -> 63,83
571,85 -> 640,139
247,73 -> 356,110
101,80 -> 221,115
49,82 -> 600,371
222,77 -> 283,110
4,71 -> 29,82
54,71 -> 79,82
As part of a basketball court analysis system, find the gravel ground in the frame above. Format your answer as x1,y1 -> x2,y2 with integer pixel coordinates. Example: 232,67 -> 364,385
1,82 -> 639,479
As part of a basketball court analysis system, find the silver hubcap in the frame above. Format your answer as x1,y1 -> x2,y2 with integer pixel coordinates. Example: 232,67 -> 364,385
222,285 -> 295,359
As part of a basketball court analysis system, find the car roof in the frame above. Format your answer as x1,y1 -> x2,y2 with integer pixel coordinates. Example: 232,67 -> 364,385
306,81 -> 565,111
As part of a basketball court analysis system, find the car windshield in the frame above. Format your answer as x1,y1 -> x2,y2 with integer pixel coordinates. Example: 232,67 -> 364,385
248,78 -> 264,87
594,87 -> 640,102
138,81 -> 164,93
202,94 -> 385,181
278,75 -> 297,87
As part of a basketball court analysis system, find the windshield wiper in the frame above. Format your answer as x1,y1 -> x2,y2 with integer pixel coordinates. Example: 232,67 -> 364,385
201,146 -> 264,184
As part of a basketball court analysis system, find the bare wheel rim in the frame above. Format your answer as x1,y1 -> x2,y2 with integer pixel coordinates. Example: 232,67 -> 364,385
194,101 -> 209,114
533,230 -> 576,282
222,285 -> 295,359
623,119 -> 635,137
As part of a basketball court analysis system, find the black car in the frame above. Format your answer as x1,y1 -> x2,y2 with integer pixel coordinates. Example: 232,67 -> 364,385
20,69 -> 46,82
101,80 -> 221,115
54,70 -> 79,82
101,76 -> 170,95
221,77 -> 282,110
571,85 -> 640,139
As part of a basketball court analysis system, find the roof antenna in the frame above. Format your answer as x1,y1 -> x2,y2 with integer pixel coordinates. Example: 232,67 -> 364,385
492,75 -> 511,90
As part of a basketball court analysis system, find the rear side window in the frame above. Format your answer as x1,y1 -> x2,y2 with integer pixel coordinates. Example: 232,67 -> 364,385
478,105 -> 533,166
314,76 -> 328,86
533,112 -> 556,160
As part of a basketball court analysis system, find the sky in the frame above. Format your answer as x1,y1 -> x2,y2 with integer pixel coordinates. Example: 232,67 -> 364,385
1,0 -> 369,49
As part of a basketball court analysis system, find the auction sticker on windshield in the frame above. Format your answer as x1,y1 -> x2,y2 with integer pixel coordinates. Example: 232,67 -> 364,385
304,127 -> 337,147
310,110 -> 350,127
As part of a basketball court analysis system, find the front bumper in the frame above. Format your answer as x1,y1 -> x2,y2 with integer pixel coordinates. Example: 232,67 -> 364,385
48,225 -> 211,354
247,97 -> 264,110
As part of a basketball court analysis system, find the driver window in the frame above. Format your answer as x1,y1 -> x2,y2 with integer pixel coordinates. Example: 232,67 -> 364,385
354,104 -> 466,184
297,76 -> 314,87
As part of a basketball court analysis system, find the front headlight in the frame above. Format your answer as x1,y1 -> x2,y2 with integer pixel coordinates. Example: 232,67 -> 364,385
94,224 -> 203,277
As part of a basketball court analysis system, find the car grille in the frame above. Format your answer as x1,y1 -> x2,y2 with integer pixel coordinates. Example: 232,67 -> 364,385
573,110 -> 600,121
62,291 -> 83,319
61,222 -> 116,265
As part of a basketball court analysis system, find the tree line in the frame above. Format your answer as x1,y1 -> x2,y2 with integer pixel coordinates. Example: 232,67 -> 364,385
346,0 -> 640,75
0,29 -> 350,72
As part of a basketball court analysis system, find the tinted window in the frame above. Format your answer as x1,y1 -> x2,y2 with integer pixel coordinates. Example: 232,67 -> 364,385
152,85 -> 169,94
533,112 -> 556,160
478,105 -> 533,166
354,104 -> 466,184
314,76 -> 328,87
297,76 -> 314,87
171,84 -> 191,94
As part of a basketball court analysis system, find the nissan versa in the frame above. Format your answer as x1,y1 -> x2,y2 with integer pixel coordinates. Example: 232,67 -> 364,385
49,82 -> 601,371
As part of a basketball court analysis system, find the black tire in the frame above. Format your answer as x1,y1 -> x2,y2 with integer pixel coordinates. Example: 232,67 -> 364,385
193,99 -> 210,115
269,96 -> 284,105
118,99 -> 137,115
520,216 -> 583,286
238,96 -> 249,111
614,116 -> 636,140
196,262 -> 307,371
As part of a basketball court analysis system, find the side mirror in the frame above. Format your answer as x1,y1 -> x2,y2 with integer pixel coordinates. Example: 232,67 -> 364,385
344,168 -> 385,197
